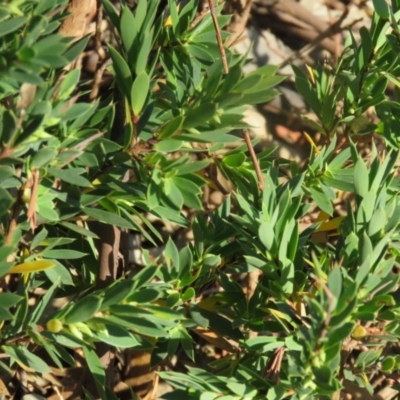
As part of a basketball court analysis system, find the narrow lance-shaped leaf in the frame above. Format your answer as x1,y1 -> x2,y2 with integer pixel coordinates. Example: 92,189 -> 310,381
108,45 -> 133,98
64,295 -> 103,324
131,71 -> 150,116
9,261 -> 55,274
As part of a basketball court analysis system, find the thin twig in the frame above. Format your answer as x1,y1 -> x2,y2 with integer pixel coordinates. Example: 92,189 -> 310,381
27,169 -> 39,232
243,130 -> 264,192
263,347 -> 285,381
190,4 -> 210,29
207,0 -> 229,73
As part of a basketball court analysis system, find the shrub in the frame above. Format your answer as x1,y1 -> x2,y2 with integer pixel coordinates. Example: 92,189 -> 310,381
0,0 -> 400,399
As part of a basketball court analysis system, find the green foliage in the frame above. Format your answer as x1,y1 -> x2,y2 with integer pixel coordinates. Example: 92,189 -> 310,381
1,0 -> 400,399
293,0 -> 400,146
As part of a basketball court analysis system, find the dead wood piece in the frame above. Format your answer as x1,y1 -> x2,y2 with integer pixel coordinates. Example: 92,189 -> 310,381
273,0 -> 330,34
267,15 -> 337,54
208,0 -> 229,73
243,130 -> 264,191
280,7 -> 351,67
226,0 -> 253,47
324,0 -> 347,11
58,0 -> 96,39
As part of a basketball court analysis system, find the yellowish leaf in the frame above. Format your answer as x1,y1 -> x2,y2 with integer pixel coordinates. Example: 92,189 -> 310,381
264,308 -> 291,323
0,377 -> 10,396
315,210 -> 330,223
9,260 -> 55,274
15,360 -> 35,373
315,216 -> 344,233
164,15 -> 173,27
163,3 -> 181,28
193,328 -> 239,353
305,64 -> 316,85
304,132 -> 319,154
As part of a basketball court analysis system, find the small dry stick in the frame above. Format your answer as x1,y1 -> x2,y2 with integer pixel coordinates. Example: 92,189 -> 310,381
27,169 -> 39,231
207,0 -> 229,74
190,4 -> 210,29
243,130 -> 264,191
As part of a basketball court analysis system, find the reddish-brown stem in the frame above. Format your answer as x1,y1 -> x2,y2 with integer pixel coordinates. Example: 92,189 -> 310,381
243,130 -> 264,192
207,0 -> 229,74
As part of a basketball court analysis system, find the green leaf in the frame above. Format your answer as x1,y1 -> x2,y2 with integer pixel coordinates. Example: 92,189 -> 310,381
60,221 -> 99,238
312,365 -> 333,387
255,74 -> 286,92
120,6 -> 137,59
105,314 -> 167,337
223,153 -> 246,168
0,306 -> 13,320
64,34 -> 90,63
158,115 -> 184,139
32,278 -> 61,325
373,0 -> 390,18
281,259 -> 294,295
310,185 -> 333,215
183,103 -> 217,129
83,345 -> 106,398
327,267 -> 342,300
233,75 -> 263,93
0,187 -> 13,217
239,90 -> 278,106
0,16 -> 26,37
325,322 -> 355,349
135,29 -> 153,75
180,329 -> 194,361
41,249 -> 86,259
101,279 -> 135,309
292,65 -> 321,115
44,263 -> 72,287
31,148 -> 57,169
3,345 -> 51,373
381,356 -> 395,372
354,158 -> 369,197
174,160 -> 210,175
58,69 -> 80,100
177,246 -> 193,281
64,295 -> 103,324
368,207 -> 386,237
102,0 -> 120,29
135,0 -> 148,31
82,207 -> 135,230
47,167 -> 92,188
0,293 -> 21,308
131,71 -> 150,116
181,287 -> 195,301
187,43 -> 215,62
129,288 -> 160,303
355,348 -> 382,368
133,264 -> 159,289
29,331 -> 64,370
259,222 -> 274,251
154,140 -> 183,152
108,45 -> 133,98
94,325 -> 140,348
164,178 -> 183,209
165,236 -> 180,272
